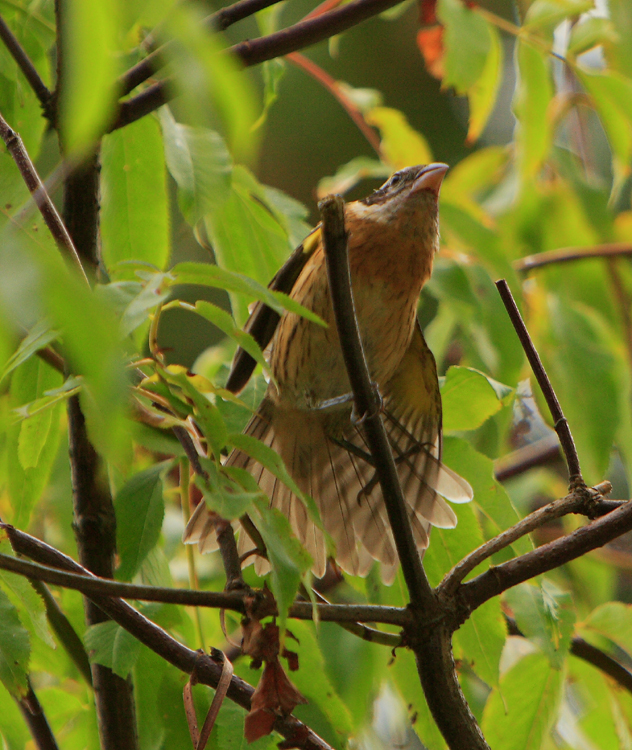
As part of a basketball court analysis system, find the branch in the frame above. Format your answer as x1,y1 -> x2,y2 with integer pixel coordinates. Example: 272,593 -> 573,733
5,526 -> 334,750
515,243 -> 632,272
440,482 -> 613,596
318,196 -> 488,750
494,433 -> 561,482
17,680 -> 59,750
495,280 -> 582,484
456,500 -> 632,616
119,0 -> 286,96
112,0 -> 405,130
0,15 -> 52,111
0,543 -> 410,625
0,110 -> 88,284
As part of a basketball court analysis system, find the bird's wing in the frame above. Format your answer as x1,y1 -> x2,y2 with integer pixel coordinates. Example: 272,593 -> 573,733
225,226 -> 322,394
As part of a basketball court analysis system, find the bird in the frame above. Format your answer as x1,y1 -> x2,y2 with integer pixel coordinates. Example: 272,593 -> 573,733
184,163 -> 473,583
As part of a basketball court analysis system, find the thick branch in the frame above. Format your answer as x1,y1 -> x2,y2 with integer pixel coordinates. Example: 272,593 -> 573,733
0,15 -> 52,111
5,527 -> 333,750
112,0 -> 405,130
457,500 -> 632,616
318,196 -> 488,750
496,280 -> 582,484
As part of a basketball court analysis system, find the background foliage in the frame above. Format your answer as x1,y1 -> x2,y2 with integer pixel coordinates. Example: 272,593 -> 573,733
1,0 -> 632,748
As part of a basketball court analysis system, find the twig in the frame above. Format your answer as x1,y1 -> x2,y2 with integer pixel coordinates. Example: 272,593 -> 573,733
0,14 -> 52,111
515,243 -> 632,272
493,433 -> 561,482
17,680 -> 59,750
286,53 -> 381,156
440,482 -> 612,596
112,0 -> 406,131
495,280 -> 583,485
457,500 -> 632,616
318,196 -> 488,750
0,111 -> 88,284
5,526 -> 334,750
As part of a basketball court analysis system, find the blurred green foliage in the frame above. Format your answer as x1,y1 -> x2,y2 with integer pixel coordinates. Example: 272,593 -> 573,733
1,0 -> 632,748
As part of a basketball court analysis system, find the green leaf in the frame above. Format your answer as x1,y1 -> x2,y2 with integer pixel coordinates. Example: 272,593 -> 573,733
286,621 -> 354,742
0,588 -> 30,697
317,157 -> 391,198
576,68 -> 632,194
160,107 -> 232,225
466,24 -> 503,143
12,376 -> 81,424
524,0 -> 594,34
114,462 -> 167,581
7,357 -> 63,528
454,597 -> 506,689
482,652 -> 563,750
194,459 -> 262,521
101,116 -> 170,279
438,0 -> 492,93
513,40 -> 554,178
252,498 -> 312,628
505,581 -> 575,669
85,621 -> 141,679
580,601 -> 632,658
1,319 -> 59,383
441,366 -> 512,432
568,16 -> 617,56
58,0 -> 119,156
365,107 -> 432,169
119,273 -> 172,337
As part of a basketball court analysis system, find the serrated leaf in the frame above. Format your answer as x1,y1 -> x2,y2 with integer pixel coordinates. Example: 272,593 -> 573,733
505,581 -> 575,669
580,601 -> 632,657
85,621 -> 141,679
482,652 -> 563,750
0,588 -> 30,697
160,107 -> 232,224
252,498 -> 312,627
115,462 -> 167,581
438,0 -> 492,93
365,107 -> 432,169
194,459 -> 262,520
513,40 -> 554,178
441,366 -> 512,432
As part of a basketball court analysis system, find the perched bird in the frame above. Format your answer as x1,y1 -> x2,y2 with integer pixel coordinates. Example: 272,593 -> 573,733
184,163 -> 473,582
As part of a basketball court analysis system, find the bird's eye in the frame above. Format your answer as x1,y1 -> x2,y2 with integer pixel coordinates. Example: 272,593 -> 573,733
390,174 -> 402,187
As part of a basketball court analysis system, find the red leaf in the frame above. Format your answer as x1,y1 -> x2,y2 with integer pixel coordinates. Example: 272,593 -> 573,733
417,26 -> 445,79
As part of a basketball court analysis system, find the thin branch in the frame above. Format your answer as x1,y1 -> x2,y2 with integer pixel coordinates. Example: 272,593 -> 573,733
5,526 -> 334,750
17,680 -> 59,750
0,110 -> 88,284
0,14 -> 52,111
494,433 -> 561,482
440,482 -> 612,596
456,499 -> 632,617
495,280 -> 583,484
515,243 -> 632,272
286,52 -> 382,156
119,0 -> 286,96
0,544 -> 410,625
112,0 -> 406,131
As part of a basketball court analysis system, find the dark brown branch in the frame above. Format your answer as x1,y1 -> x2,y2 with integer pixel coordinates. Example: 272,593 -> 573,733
318,195 -> 432,610
457,500 -> 632,616
494,433 -> 561,482
17,680 -> 59,750
0,544 -> 410,625
440,482 -> 612,596
0,15 -> 52,112
119,0 -> 285,96
495,280 -> 582,484
0,110 -> 88,284
505,616 -> 632,695
5,526 -> 334,750
515,243 -> 632,272
318,196 -> 488,750
112,0 -> 406,131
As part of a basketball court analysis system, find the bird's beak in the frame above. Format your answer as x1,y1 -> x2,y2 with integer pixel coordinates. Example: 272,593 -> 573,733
413,163 -> 449,196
